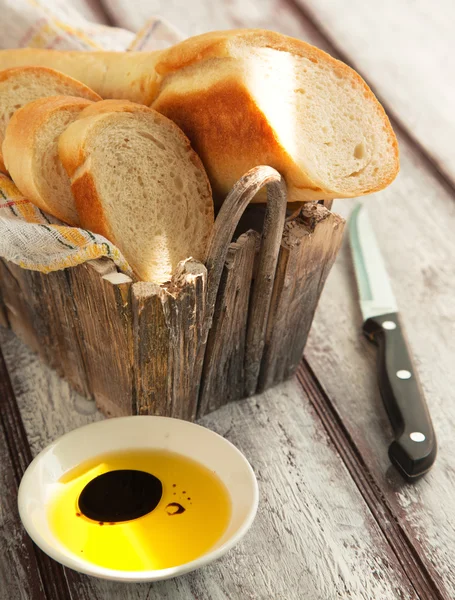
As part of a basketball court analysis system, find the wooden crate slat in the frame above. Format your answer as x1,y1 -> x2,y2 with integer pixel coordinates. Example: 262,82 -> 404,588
243,177 -> 288,396
66,260 -> 134,417
258,204 -> 345,392
132,259 -> 206,421
131,280 -> 170,416
0,260 -> 91,397
199,230 -> 260,416
0,260 -> 42,356
162,259 -> 207,421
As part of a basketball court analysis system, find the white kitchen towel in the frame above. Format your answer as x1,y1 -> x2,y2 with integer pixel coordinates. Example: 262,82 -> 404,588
0,0 -> 183,276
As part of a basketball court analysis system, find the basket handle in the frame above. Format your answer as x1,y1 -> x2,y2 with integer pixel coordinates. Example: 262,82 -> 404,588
204,166 -> 288,395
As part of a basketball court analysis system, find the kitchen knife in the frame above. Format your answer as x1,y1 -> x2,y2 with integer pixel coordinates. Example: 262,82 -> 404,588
348,203 -> 436,480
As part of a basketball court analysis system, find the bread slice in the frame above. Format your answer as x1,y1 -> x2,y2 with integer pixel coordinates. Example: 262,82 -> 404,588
58,100 -> 214,283
3,96 -> 96,225
0,66 -> 101,172
0,31 -> 399,204
152,30 -> 399,205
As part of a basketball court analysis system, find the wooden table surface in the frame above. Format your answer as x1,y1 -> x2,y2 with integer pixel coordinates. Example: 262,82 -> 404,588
1,1 -> 455,599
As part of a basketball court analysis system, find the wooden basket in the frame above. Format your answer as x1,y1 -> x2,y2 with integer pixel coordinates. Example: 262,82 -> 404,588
0,166 -> 345,420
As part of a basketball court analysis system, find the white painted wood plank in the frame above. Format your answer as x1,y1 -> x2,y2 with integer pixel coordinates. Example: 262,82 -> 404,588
306,128 -> 455,595
0,423 -> 45,600
0,328 -> 416,600
100,0 -> 320,40
295,0 -> 455,185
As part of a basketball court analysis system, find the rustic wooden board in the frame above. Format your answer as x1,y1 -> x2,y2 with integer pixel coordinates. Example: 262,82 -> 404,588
0,361 -> 46,600
0,328 -> 419,600
305,139 -> 455,598
0,261 -> 91,397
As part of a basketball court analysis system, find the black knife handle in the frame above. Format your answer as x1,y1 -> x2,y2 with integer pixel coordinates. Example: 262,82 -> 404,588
363,312 -> 437,480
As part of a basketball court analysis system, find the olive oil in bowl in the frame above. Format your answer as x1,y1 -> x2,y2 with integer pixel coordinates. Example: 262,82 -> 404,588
48,449 -> 232,571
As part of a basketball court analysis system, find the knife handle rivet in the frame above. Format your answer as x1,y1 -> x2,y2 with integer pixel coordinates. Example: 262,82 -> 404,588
410,432 -> 426,443
382,321 -> 397,330
397,370 -> 412,380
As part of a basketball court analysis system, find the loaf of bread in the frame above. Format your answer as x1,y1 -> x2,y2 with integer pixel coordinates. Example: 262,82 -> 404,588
0,66 -> 101,172
152,30 -> 399,204
58,100 -> 214,283
3,96 -> 95,225
0,30 -> 399,205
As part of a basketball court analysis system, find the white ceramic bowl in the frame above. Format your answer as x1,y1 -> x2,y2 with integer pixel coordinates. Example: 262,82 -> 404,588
18,416 -> 258,582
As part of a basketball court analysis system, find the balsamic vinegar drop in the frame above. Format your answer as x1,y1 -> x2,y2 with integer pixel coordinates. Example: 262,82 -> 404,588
48,449 -> 231,571
78,469 -> 163,522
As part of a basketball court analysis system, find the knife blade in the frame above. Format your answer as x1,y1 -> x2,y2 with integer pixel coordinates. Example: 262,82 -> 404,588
348,203 -> 437,480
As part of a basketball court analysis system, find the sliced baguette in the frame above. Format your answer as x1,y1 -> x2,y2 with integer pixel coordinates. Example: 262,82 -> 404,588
0,50 -> 159,104
0,30 -> 399,203
0,66 -> 101,172
3,96 -> 96,225
58,100 -> 214,283
152,30 -> 399,204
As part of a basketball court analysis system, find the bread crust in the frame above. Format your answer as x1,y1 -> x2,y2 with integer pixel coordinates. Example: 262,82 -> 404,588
0,51 -> 160,103
0,66 -> 101,172
153,77 -> 326,204
0,65 -> 101,99
3,95 -> 95,223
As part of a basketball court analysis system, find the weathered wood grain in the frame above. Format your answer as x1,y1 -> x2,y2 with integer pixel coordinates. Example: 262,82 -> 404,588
67,261 -> 134,417
199,231 -> 260,415
293,0 -> 455,189
258,203 -> 344,392
204,167 -> 286,333
203,167 -> 288,399
132,259 -> 206,421
131,281 -> 169,417
0,260 -> 41,356
0,348 -> 80,600
0,352 -> 47,600
197,2 -> 455,596
296,360 -> 445,600
162,259 -> 207,421
0,260 -> 91,397
305,143 -> 455,597
2,1 -> 454,598
0,272 -> 9,328
0,259 -> 137,414
0,328 -> 419,600
243,173 -> 288,396
3,167 -> 331,422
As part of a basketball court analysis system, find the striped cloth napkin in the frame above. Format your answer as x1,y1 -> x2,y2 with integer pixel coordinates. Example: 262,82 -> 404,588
0,0 -> 183,277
